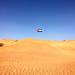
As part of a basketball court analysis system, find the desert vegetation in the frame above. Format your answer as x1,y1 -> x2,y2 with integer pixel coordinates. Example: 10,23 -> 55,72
0,43 -> 4,47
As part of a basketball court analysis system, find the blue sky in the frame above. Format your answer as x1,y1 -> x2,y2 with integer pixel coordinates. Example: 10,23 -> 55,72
0,0 -> 75,40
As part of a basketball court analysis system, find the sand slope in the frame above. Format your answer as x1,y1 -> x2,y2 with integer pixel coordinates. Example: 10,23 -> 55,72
0,38 -> 75,75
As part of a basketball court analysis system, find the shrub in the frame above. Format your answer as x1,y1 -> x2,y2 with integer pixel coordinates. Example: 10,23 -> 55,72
15,40 -> 18,42
64,40 -> 66,41
0,43 -> 4,47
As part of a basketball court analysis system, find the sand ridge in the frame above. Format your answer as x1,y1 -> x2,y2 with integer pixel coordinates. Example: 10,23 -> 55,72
0,38 -> 75,75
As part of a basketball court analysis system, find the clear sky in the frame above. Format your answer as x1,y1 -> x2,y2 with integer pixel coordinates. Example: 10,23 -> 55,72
0,0 -> 75,40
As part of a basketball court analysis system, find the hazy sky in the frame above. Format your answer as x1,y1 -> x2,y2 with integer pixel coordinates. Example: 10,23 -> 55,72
0,0 -> 75,40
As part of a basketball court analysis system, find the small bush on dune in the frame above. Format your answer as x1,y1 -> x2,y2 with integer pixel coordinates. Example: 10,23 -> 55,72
15,40 -> 18,42
64,40 -> 66,41
0,43 -> 4,47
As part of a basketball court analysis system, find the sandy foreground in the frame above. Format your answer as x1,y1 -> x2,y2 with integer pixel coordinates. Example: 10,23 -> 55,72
0,38 -> 75,75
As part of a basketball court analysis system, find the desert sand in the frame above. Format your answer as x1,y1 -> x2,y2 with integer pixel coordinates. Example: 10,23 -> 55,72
0,38 -> 75,75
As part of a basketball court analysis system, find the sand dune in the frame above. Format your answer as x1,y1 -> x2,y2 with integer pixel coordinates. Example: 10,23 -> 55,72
0,38 -> 75,75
